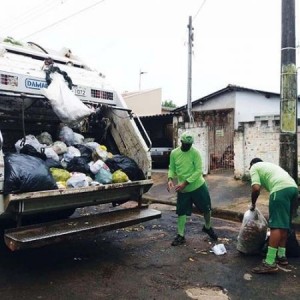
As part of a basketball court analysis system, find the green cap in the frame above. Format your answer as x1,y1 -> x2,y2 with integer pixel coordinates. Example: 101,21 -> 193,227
180,131 -> 194,144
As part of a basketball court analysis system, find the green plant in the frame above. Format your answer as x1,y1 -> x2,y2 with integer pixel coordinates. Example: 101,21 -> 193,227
3,36 -> 23,46
162,100 -> 176,108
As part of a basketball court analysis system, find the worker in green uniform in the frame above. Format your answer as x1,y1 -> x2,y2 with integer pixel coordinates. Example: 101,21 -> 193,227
167,131 -> 218,246
249,158 -> 298,274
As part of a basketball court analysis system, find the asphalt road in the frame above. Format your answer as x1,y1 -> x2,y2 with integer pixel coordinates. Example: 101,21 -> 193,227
0,204 -> 299,300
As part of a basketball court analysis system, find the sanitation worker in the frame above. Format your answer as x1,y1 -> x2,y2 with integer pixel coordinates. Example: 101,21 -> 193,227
167,131 -> 218,246
249,158 -> 298,274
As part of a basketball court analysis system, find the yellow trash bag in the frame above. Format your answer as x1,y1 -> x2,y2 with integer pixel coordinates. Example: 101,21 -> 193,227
112,170 -> 129,183
99,145 -> 107,151
50,168 -> 71,182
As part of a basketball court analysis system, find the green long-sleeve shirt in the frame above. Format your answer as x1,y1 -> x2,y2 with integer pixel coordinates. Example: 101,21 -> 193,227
168,146 -> 205,192
250,161 -> 297,194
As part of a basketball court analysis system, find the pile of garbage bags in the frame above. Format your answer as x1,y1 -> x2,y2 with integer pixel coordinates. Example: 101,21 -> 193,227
4,125 -> 145,195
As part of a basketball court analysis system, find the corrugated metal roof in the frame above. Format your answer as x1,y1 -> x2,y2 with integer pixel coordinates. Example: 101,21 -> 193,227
138,112 -> 176,120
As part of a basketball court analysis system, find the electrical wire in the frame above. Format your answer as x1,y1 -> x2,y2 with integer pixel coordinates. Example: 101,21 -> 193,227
193,0 -> 207,22
1,0 -> 50,30
20,0 -> 106,40
1,0 -> 57,33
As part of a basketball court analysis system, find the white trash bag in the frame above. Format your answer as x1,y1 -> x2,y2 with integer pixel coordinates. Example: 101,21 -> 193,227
237,208 -> 268,255
211,244 -> 227,255
41,73 -> 94,125
15,135 -> 43,153
66,173 -> 89,188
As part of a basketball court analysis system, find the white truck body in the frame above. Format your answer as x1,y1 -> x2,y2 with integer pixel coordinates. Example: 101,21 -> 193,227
0,39 -> 160,250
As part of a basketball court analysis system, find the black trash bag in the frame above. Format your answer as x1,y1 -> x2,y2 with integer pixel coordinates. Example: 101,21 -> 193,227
105,155 -> 145,181
44,158 -> 64,169
66,156 -> 91,174
4,153 -> 58,195
73,144 -> 93,160
20,144 -> 47,160
286,229 -> 300,257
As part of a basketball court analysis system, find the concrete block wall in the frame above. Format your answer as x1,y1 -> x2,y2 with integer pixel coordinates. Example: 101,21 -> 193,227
234,120 -> 280,178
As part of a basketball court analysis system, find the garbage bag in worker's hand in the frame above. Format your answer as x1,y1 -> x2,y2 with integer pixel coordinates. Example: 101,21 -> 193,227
237,208 -> 268,255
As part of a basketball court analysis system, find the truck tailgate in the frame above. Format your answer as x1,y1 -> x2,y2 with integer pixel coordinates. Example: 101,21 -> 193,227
4,206 -> 161,251
4,179 -> 153,215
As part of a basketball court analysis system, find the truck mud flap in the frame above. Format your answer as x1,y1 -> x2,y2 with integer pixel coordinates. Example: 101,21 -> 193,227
4,207 -> 161,251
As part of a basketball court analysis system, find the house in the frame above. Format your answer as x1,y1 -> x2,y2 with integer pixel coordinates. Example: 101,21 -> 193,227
173,84 -> 300,176
173,84 -> 300,129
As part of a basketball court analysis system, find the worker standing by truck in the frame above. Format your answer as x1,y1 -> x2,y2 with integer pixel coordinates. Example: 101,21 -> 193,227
167,131 -> 218,246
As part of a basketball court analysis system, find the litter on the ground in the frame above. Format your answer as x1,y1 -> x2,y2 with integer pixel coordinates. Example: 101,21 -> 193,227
211,243 -> 227,255
243,273 -> 252,280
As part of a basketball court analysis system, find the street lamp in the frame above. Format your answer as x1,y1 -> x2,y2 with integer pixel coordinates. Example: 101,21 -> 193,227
139,69 -> 147,90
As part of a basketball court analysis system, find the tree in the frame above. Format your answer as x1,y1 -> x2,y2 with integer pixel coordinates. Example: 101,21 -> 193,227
162,100 -> 177,108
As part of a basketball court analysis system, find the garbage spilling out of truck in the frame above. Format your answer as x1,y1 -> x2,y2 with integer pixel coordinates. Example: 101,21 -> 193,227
4,125 -> 145,195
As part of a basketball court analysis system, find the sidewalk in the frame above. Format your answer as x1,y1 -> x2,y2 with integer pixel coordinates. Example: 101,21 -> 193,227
143,169 -> 293,224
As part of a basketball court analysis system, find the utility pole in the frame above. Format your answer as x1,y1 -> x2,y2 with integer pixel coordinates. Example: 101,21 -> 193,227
280,0 -> 298,217
280,0 -> 298,179
139,69 -> 147,91
187,16 -> 194,124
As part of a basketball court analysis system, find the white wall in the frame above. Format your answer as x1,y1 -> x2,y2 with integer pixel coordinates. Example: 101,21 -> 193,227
192,92 -> 235,112
192,89 -> 300,130
123,88 -> 162,116
234,119 -> 300,178
235,92 -> 280,129
234,120 -> 280,178
178,126 -> 209,175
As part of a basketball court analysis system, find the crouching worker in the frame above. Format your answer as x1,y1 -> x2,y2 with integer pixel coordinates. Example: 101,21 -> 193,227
167,131 -> 218,246
249,158 -> 298,274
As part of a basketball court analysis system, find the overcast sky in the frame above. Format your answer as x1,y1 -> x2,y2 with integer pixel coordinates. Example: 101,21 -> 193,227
0,0 -> 299,106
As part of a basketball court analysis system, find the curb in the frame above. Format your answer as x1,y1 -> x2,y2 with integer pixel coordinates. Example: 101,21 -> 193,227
142,195 -> 300,230
142,196 -> 245,223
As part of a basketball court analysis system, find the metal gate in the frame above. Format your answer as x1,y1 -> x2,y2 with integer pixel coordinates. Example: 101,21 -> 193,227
177,125 -> 234,174
208,125 -> 234,171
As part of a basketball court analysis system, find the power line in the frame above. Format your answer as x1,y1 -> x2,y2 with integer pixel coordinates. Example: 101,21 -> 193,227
193,0 -> 207,21
1,0 -> 55,32
20,0 -> 105,41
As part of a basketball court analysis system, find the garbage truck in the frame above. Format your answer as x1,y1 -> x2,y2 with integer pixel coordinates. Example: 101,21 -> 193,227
0,38 -> 161,251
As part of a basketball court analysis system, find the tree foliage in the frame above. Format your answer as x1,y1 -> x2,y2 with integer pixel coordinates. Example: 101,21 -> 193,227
162,100 -> 176,108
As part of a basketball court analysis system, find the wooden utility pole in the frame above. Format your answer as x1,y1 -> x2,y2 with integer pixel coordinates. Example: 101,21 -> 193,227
280,0 -> 298,217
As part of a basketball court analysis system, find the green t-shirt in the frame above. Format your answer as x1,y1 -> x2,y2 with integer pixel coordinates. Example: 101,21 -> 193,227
168,146 -> 205,192
250,162 -> 297,194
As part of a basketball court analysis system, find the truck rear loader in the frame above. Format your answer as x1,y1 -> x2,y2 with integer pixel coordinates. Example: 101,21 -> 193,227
0,38 -> 161,251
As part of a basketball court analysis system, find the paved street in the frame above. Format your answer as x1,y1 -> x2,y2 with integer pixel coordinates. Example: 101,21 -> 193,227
0,204 -> 299,300
0,170 -> 299,300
